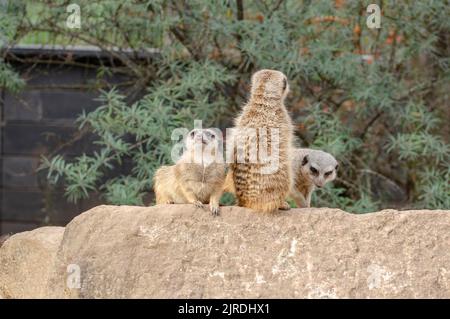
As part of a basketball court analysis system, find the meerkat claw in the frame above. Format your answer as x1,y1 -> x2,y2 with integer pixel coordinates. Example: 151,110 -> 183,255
192,200 -> 205,209
279,201 -> 291,210
210,204 -> 220,216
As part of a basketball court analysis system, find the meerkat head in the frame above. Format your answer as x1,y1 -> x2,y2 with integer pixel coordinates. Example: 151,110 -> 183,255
184,128 -> 223,164
300,150 -> 338,188
250,69 -> 289,101
185,128 -> 217,149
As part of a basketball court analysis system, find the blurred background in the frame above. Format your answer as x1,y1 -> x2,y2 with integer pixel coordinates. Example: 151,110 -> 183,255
0,0 -> 448,235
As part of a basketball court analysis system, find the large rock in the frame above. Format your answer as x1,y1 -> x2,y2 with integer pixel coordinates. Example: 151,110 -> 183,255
1,205 -> 449,298
0,226 -> 64,298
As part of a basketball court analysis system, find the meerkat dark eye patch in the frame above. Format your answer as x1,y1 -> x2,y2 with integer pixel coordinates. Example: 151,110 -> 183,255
324,171 -> 332,177
310,167 -> 318,175
302,155 -> 309,166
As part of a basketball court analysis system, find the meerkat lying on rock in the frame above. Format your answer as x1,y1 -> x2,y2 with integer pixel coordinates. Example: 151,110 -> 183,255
153,128 -> 226,216
290,148 -> 338,208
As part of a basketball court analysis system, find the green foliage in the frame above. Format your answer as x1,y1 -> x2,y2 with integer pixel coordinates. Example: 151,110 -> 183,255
0,1 -> 25,92
0,61 -> 25,93
417,167 -> 450,209
40,60 -> 235,204
3,0 -> 449,211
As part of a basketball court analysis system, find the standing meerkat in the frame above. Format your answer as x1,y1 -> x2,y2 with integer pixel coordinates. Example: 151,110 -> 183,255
153,128 -> 226,216
229,69 -> 294,213
290,148 -> 338,208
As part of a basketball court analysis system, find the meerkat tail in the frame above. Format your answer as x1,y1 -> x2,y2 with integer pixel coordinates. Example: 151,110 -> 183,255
241,199 -> 283,214
222,170 -> 236,194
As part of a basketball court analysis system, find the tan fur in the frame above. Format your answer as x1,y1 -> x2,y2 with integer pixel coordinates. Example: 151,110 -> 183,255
153,129 -> 226,215
290,168 -> 315,208
230,69 -> 294,213
223,170 -> 235,194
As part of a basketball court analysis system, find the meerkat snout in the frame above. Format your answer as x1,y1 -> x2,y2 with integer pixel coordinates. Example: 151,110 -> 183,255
186,129 -> 217,148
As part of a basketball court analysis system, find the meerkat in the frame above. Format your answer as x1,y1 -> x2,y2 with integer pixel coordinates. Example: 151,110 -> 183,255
153,128 -> 226,216
289,148 -> 338,208
224,148 -> 339,209
229,69 -> 294,213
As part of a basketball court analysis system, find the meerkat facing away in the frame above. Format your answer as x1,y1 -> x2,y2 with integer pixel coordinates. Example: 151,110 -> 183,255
153,128 -> 226,216
230,69 -> 294,213
290,148 -> 338,208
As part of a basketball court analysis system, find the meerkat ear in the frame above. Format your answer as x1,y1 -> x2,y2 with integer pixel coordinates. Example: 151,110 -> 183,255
335,163 -> 339,171
282,78 -> 287,91
302,155 -> 309,166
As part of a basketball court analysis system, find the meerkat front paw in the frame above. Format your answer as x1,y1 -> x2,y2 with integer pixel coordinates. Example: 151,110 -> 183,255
165,200 -> 174,204
209,203 -> 220,217
279,201 -> 291,210
191,200 -> 205,209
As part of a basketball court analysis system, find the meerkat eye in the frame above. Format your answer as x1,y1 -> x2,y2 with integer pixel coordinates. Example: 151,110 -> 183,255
310,167 -> 318,175
204,131 -> 215,139
190,130 -> 195,138
324,171 -> 332,177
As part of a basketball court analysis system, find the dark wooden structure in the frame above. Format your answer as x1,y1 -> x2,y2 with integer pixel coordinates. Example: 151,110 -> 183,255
0,45 -> 139,235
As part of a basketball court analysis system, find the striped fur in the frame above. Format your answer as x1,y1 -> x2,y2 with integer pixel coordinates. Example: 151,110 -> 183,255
230,69 -> 294,213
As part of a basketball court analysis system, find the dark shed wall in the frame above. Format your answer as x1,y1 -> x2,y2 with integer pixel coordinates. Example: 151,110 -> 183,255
0,49 -> 130,235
